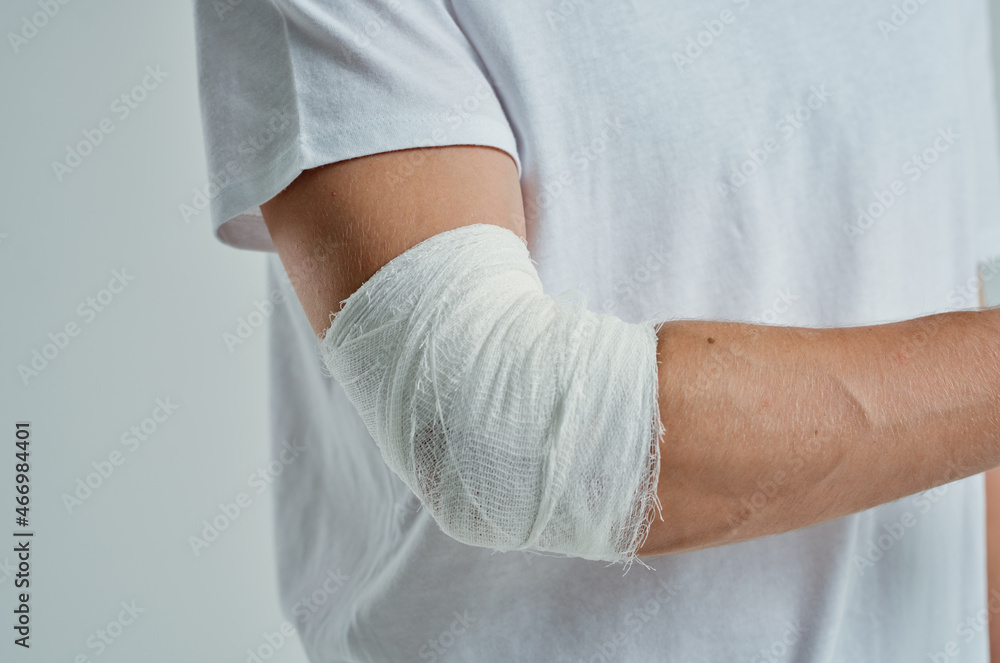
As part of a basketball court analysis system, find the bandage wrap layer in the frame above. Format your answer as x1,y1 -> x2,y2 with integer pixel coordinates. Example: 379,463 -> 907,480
319,224 -> 663,563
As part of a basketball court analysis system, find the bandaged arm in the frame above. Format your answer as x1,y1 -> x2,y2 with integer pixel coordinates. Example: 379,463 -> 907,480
261,145 -> 1000,561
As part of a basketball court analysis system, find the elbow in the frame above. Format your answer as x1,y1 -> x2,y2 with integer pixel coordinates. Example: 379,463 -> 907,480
407,437 -> 543,552
321,224 -> 663,563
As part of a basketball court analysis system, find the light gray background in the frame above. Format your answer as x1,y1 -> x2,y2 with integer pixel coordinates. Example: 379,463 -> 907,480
2,2 -> 1000,662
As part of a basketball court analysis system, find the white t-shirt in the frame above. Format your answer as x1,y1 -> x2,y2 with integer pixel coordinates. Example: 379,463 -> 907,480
195,1 -> 1000,660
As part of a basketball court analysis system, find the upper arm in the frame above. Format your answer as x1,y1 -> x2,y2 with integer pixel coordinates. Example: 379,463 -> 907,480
259,144 -> 525,337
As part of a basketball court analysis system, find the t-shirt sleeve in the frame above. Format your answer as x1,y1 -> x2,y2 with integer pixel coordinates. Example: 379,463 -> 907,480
193,0 -> 522,252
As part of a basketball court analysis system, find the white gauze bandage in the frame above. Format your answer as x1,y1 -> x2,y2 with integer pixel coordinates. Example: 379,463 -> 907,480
319,224 -> 663,563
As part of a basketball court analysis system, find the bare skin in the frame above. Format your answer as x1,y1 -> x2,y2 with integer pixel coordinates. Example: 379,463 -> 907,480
983,272 -> 1000,661
987,468 -> 1000,658
260,145 -> 526,330
644,312 -> 1000,555
260,145 -> 1000,563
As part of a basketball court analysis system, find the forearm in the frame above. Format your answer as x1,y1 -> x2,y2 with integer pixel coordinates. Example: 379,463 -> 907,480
986,468 -> 1000,657
639,308 -> 1000,556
